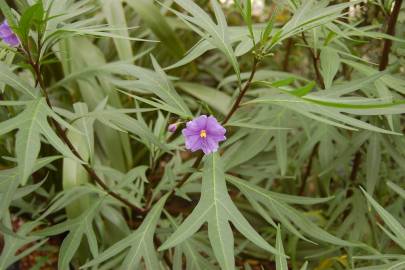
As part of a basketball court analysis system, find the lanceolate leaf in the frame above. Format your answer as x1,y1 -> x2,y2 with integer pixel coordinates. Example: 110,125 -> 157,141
125,0 -> 185,58
34,199 -> 103,269
176,82 -> 232,116
320,47 -> 340,89
160,153 -> 280,270
0,63 -> 37,98
165,212 -> 218,270
276,226 -> 288,270
0,213 -> 46,269
227,175 -> 355,246
0,99 -> 80,185
361,188 -> 405,250
168,0 -> 240,80
0,157 -> 59,219
101,0 -> 133,60
82,194 -> 169,269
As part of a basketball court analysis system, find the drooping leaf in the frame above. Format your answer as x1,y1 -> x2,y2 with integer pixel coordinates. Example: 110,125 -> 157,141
160,153 -> 280,270
34,199 -> 103,269
361,188 -> 405,250
227,175 -> 355,246
167,0 -> 240,80
82,194 -> 168,269
275,225 -> 288,270
0,99 -> 80,185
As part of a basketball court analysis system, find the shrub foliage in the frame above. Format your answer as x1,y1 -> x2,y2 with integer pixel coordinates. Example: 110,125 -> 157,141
0,0 -> 404,269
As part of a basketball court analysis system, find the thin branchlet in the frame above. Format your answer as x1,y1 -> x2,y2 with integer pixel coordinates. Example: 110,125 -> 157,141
301,32 -> 325,89
349,0 -> 402,185
24,46 -> 147,215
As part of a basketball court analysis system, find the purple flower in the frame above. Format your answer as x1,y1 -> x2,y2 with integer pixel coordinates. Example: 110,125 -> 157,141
168,123 -> 178,132
0,20 -> 20,47
182,115 -> 226,155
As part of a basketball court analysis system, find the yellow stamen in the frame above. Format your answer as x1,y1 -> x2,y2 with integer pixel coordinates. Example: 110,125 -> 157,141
200,129 -> 207,138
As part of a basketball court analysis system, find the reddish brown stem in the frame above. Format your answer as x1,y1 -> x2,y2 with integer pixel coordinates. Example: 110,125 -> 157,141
222,58 -> 259,125
349,0 -> 402,185
301,33 -> 325,89
350,151 -> 362,182
174,153 -> 204,190
282,38 -> 293,71
379,0 -> 403,71
299,142 -> 319,195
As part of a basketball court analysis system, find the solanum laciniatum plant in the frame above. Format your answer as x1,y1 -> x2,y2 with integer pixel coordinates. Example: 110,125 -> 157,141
0,0 -> 404,269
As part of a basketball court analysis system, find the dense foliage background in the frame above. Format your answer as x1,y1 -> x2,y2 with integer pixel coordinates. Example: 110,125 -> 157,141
0,0 -> 405,269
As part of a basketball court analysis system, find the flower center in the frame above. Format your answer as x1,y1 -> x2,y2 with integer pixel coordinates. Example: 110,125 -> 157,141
200,129 -> 207,138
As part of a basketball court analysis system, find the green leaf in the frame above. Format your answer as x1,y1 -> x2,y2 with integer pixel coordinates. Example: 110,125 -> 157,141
168,0 -> 240,80
82,194 -> 169,269
0,170 -> 20,220
227,175 -> 356,246
300,262 -> 309,270
279,1 -> 361,42
0,156 -> 59,205
320,47 -> 340,89
245,93 -> 405,134
0,99 -> 80,185
125,0 -> 185,58
15,102 -> 42,185
35,199 -> 103,269
366,134 -> 381,195
160,153 -> 280,270
361,188 -> 405,250
0,63 -> 38,98
261,4 -> 278,45
150,55 -> 192,117
0,213 -> 45,269
101,0 -> 133,60
165,212 -> 218,270
223,130 -> 272,170
63,103 -> 93,219
387,181 -> 405,200
0,0 -> 18,27
18,2 -> 44,44
275,113 -> 288,176
276,225 -> 288,270
291,81 -> 316,97
176,82 -> 231,116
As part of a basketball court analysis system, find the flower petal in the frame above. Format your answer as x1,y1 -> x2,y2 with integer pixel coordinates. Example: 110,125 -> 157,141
182,127 -> 200,136
193,115 -> 208,130
184,134 -> 201,151
182,115 -> 226,155
206,116 -> 226,136
3,35 -> 19,47
0,21 -> 13,38
201,137 -> 219,154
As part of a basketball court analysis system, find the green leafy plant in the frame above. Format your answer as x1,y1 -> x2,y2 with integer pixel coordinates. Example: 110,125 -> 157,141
0,0 -> 404,269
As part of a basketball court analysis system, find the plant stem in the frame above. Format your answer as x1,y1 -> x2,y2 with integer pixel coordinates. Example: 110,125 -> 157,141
174,153 -> 204,191
299,142 -> 319,195
349,151 -> 362,182
379,0 -> 403,71
282,38 -> 293,71
222,58 -> 259,125
26,51 -> 146,215
348,0 -> 401,187
301,33 -> 325,89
